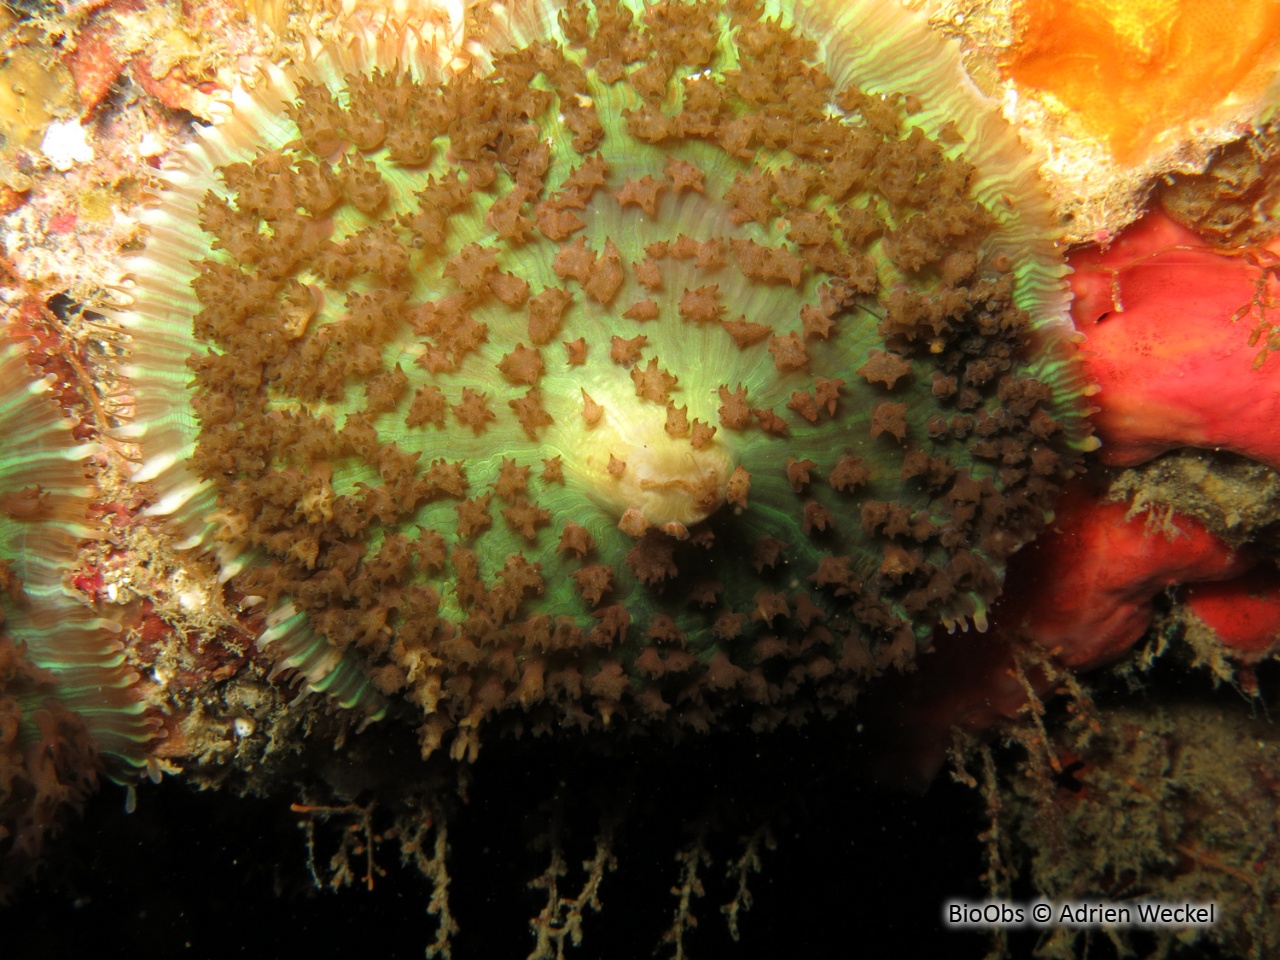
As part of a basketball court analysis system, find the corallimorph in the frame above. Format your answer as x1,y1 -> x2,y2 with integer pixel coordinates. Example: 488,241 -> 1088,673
121,0 -> 1094,759
0,337 -> 154,894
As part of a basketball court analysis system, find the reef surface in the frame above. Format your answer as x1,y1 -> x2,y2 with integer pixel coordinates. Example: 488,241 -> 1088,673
0,1 -> 1278,958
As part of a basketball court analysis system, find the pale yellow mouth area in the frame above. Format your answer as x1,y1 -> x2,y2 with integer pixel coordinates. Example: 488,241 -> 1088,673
557,395 -> 736,532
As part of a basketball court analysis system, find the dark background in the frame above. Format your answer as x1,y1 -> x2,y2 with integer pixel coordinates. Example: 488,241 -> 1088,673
9,721 -> 1009,959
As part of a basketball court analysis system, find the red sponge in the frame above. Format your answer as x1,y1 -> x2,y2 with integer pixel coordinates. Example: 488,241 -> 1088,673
1071,211 -> 1280,470
1184,564 -> 1280,661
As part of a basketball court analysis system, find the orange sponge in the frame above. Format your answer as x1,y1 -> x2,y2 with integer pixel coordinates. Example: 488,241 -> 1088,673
1002,0 -> 1280,165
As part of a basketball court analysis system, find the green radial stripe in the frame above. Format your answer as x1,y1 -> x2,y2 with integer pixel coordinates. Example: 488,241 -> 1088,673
0,340 -> 156,778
